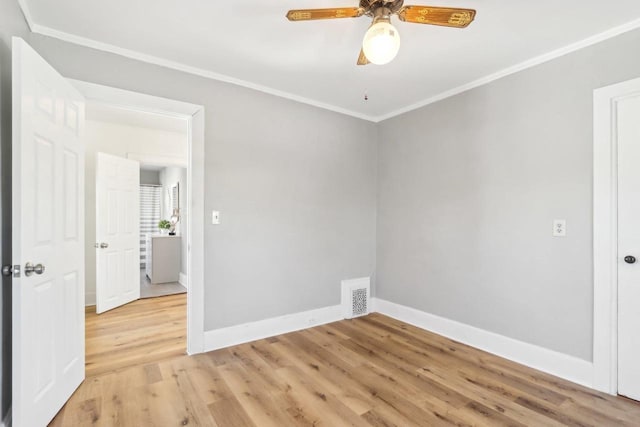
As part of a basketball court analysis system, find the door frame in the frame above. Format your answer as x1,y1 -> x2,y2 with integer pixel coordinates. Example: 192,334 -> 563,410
593,76 -> 640,394
70,79 -> 205,355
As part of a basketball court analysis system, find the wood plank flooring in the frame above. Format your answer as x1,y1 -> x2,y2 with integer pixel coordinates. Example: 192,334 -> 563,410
84,293 -> 186,377
52,303 -> 640,426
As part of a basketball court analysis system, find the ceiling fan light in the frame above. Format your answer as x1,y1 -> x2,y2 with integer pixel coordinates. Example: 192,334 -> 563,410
362,21 -> 400,65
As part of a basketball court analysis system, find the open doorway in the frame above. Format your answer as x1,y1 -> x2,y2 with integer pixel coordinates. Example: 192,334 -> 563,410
140,165 -> 188,298
82,101 -> 191,375
69,79 -> 206,357
85,103 -> 190,306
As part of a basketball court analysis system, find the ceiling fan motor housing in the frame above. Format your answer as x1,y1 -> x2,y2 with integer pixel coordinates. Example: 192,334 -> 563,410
360,0 -> 405,17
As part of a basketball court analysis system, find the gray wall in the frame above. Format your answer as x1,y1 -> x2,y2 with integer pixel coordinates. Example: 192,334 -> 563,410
377,28 -> 640,361
0,0 -> 376,416
3,4 -> 378,330
140,169 -> 161,185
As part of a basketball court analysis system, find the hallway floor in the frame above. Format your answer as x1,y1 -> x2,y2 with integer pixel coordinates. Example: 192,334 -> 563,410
140,268 -> 186,299
84,293 -> 186,377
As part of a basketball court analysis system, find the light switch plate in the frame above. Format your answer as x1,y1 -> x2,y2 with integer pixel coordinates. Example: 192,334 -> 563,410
212,210 -> 220,225
553,219 -> 566,237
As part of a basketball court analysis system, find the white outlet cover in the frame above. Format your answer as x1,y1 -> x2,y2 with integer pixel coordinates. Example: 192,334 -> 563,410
553,219 -> 566,237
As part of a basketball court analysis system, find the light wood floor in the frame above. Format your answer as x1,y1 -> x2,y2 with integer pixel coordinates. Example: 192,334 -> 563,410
84,293 -> 187,377
51,301 -> 640,426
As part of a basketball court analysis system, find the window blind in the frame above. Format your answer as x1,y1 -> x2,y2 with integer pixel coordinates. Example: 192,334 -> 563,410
140,185 -> 161,268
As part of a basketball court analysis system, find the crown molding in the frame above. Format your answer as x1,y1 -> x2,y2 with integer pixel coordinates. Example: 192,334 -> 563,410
17,0 -> 34,31
19,0 -> 640,123
373,17 -> 640,122
29,23 -> 378,123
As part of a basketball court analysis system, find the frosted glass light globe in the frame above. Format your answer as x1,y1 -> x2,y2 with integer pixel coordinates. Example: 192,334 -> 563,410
362,21 -> 400,65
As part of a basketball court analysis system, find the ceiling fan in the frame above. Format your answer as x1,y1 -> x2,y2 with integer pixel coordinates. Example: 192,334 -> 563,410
286,0 -> 476,65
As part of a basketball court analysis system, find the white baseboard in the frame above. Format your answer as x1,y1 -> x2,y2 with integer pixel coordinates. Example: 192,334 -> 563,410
85,291 -> 96,307
200,296 -> 594,390
372,298 -> 594,389
179,273 -> 188,289
204,304 -> 342,352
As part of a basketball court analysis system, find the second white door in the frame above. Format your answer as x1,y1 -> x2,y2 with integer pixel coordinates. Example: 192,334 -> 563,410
618,93 -> 640,401
96,152 -> 140,313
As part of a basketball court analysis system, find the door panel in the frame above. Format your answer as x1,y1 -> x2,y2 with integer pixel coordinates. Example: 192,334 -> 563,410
35,136 -> 54,243
62,271 -> 81,371
618,94 -> 640,401
33,280 -> 55,398
63,150 -> 80,240
12,37 -> 85,427
124,248 -> 137,297
105,251 -> 119,302
96,152 -> 140,313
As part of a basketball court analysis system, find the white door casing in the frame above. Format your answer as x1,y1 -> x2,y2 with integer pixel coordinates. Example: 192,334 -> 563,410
70,79 -> 205,354
96,152 -> 140,313
593,76 -> 640,395
12,37 -> 86,427
616,94 -> 640,401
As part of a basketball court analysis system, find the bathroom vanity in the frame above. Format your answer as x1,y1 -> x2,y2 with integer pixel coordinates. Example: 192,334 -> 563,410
145,234 -> 181,284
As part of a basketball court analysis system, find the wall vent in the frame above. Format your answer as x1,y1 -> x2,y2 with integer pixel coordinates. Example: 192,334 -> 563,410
341,277 -> 370,319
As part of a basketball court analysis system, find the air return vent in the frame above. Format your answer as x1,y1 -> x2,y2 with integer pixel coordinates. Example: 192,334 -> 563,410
341,277 -> 370,319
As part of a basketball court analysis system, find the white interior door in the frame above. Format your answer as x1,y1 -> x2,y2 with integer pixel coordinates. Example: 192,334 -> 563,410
12,37 -> 85,427
618,93 -> 640,401
96,152 -> 140,313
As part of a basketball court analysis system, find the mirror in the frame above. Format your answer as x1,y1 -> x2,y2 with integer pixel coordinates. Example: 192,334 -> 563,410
171,183 -> 179,212
169,183 -> 180,235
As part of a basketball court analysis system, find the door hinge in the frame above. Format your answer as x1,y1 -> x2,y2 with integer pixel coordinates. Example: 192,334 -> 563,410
2,265 -> 21,278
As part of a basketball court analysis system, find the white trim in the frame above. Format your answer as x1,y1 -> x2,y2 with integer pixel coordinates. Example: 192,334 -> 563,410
17,0 -> 34,31
17,5 -> 640,123
376,17 -> 640,122
70,79 -> 206,355
126,152 -> 188,169
85,291 -> 96,307
592,76 -> 640,394
202,296 -> 593,389
372,298 -> 594,389
179,272 -> 188,289
187,107 -> 205,354
31,24 -> 375,123
204,305 -> 343,351
69,80 -> 200,116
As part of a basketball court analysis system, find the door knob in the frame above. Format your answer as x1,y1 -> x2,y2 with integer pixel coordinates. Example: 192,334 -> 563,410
24,262 -> 45,277
624,255 -> 636,264
95,243 -> 109,249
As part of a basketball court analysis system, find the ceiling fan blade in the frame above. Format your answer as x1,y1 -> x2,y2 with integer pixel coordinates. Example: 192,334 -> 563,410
286,7 -> 364,21
357,49 -> 370,66
397,6 -> 476,28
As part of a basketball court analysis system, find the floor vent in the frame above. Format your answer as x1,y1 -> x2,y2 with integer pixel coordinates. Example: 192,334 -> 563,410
341,277 -> 370,319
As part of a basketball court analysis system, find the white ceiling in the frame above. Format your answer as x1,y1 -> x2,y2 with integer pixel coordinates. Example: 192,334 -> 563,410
86,102 -> 189,134
23,0 -> 640,120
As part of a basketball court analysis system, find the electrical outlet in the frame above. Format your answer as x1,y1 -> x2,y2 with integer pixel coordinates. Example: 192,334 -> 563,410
553,219 -> 566,237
